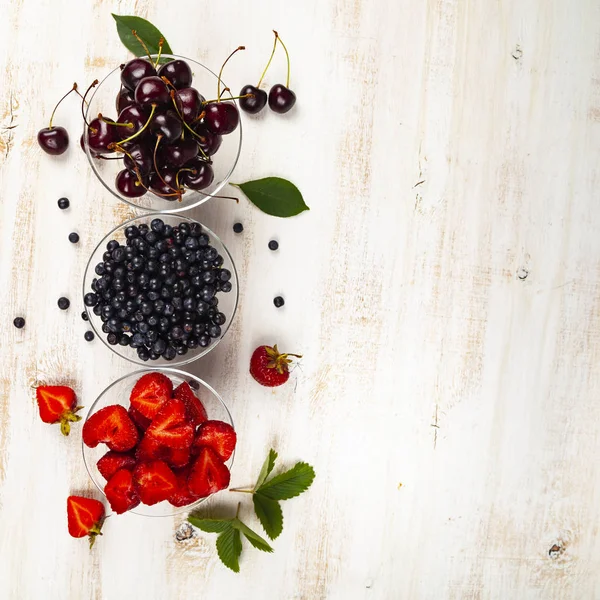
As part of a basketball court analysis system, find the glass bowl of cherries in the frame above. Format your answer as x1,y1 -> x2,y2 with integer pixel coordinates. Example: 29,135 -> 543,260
82,214 -> 239,367
83,54 -> 243,213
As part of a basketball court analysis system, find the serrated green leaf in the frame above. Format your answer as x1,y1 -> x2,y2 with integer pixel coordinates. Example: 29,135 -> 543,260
231,177 -> 309,218
253,494 -> 283,540
188,517 -> 232,533
254,449 -> 278,490
112,14 -> 173,57
231,518 -> 274,552
256,462 -> 315,500
216,527 -> 242,573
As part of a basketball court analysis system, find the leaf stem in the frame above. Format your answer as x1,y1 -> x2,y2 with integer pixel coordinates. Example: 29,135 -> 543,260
235,502 -> 241,518
257,31 -> 279,88
229,488 -> 254,494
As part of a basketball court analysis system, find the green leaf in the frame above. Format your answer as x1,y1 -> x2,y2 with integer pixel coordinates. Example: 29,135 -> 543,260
253,494 -> 284,540
256,462 -> 316,500
231,518 -> 274,552
188,517 -> 232,533
112,14 -> 173,56
231,177 -> 309,218
216,527 -> 242,573
254,449 -> 278,490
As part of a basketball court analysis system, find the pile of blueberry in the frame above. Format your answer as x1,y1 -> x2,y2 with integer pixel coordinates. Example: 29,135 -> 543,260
84,218 -> 232,361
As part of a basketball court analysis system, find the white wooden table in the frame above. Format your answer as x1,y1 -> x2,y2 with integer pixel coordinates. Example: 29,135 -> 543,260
2,0 -> 600,598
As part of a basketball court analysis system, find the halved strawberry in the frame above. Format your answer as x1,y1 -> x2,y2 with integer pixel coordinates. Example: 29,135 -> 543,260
104,468 -> 140,514
129,372 -> 173,420
147,398 -> 194,449
133,460 -> 177,505
36,385 -> 83,436
97,451 -> 136,481
193,420 -> 236,461
82,405 -> 139,452
165,446 -> 191,468
67,495 -> 105,548
169,466 -> 202,507
188,447 -> 231,497
136,433 -> 191,468
128,406 -> 152,431
174,382 -> 208,426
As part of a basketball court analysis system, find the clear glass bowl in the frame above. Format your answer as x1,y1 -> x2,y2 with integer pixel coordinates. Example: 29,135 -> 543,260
83,54 -> 242,213
82,368 -> 234,517
82,214 -> 239,367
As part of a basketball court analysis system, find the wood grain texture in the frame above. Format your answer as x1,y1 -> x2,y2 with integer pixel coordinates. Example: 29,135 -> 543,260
1,0 -> 600,598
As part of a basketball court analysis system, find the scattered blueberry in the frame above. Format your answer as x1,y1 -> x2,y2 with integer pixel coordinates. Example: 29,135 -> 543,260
233,222 -> 243,233
69,232 -> 80,244
84,331 -> 95,342
268,240 -> 279,251
13,317 -> 25,329
273,296 -> 285,308
57,297 -> 70,310
57,197 -> 70,210
81,311 -> 89,321
188,379 -> 200,390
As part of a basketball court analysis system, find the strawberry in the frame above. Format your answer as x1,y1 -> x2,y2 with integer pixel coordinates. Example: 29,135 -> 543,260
96,451 -> 136,481
188,447 -> 231,497
129,372 -> 173,420
133,460 -> 177,505
36,385 -> 83,436
67,495 -> 105,548
165,445 -> 191,468
168,466 -> 202,507
193,420 -> 236,461
128,406 -> 152,431
136,433 -> 191,468
173,382 -> 208,426
104,468 -> 140,514
82,405 -> 139,452
249,344 -> 302,387
146,397 -> 194,449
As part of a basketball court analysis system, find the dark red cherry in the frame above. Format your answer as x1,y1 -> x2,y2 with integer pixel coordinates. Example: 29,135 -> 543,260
239,85 -> 267,114
203,102 -> 239,135
123,143 -> 153,176
116,87 -> 136,113
37,127 -> 69,155
117,104 -> 150,139
268,84 -> 296,114
149,168 -> 180,198
121,58 -> 156,92
194,125 -> 222,156
87,118 -> 118,153
116,169 -> 147,198
175,87 -> 205,123
134,76 -> 170,108
161,138 -> 199,168
157,59 -> 192,90
150,110 -> 182,143
181,157 -> 214,190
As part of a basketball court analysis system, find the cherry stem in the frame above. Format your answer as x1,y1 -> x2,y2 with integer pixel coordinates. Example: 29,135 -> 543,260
202,92 -> 254,104
131,30 -> 152,62
95,154 -> 124,161
117,104 -> 156,145
257,31 -> 279,88
154,38 -> 164,69
81,79 -> 99,131
98,114 -> 133,128
275,31 -> 291,88
168,90 -> 209,159
175,168 -> 196,199
217,46 -> 245,101
49,83 -> 78,128
153,135 -> 177,194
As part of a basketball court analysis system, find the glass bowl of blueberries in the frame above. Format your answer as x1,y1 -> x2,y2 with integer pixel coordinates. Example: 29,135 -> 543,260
83,54 -> 242,213
82,214 -> 238,366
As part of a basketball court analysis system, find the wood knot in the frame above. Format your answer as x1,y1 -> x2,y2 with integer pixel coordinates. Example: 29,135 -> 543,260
549,543 -> 564,559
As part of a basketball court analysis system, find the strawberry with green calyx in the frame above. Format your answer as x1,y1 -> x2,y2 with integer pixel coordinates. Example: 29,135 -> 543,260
67,495 -> 105,548
36,385 -> 83,436
249,345 -> 302,387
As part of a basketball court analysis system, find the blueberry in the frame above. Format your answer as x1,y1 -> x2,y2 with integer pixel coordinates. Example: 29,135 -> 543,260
186,337 -> 199,349
13,317 -> 25,329
84,331 -> 95,342
137,348 -> 150,361
188,378 -> 200,389
107,332 -> 119,345
200,285 -> 216,302
218,269 -> 231,282
207,324 -> 221,338
177,345 -> 189,356
57,297 -> 70,310
125,225 -> 139,239
185,236 -> 199,250
202,270 -> 216,284
95,264 -> 105,276
268,240 -> 279,251
221,281 -> 232,293
273,296 -> 285,308
107,240 -> 119,252
81,311 -> 89,321
152,339 -> 167,354
163,346 -> 177,361
151,218 -> 165,233
183,297 -> 196,311
138,224 -> 149,236
131,333 -> 145,347
119,334 -> 131,346
213,312 -> 226,326
146,329 -> 158,343
171,326 -> 184,340
93,305 -> 102,316
57,197 -> 70,210
112,247 -> 126,262
84,292 -> 98,307
198,234 -> 209,247
233,222 -> 243,233
198,335 -> 211,347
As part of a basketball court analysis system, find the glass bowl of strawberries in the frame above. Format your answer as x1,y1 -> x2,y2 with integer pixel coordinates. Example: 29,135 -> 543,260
82,369 -> 236,517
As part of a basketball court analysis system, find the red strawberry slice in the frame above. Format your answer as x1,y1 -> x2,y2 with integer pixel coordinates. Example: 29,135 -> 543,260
133,460 -> 177,505
136,433 -> 191,467
67,495 -> 105,548
129,372 -> 173,420
36,385 -> 82,436
168,466 -> 202,507
82,405 -> 139,452
147,398 -> 194,449
193,420 -> 236,461
165,445 -> 191,468
188,447 -> 231,497
104,468 -> 140,514
128,406 -> 152,431
97,451 -> 136,481
174,382 -> 208,426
